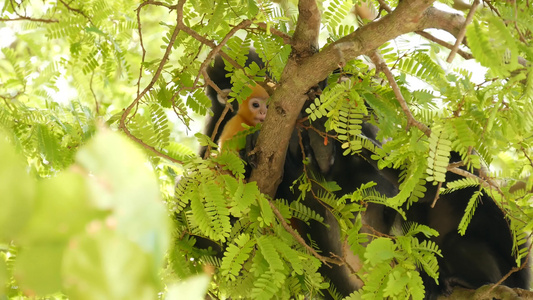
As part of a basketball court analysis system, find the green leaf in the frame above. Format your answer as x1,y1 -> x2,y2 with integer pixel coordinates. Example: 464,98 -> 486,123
221,234 -> 256,280
165,274 -> 210,300
256,236 -> 284,271
364,238 -> 396,266
14,243 -> 64,295
20,173 -> 96,243
0,135 -> 35,241
76,129 -> 171,270
63,229 -> 159,300
458,190 -> 482,235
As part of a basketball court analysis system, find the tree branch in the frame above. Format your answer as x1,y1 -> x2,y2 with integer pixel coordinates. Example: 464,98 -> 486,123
0,17 -> 58,23
256,22 -> 292,45
58,0 -> 95,27
446,0 -> 480,63
416,30 -> 473,60
193,19 -> 254,88
292,0 -> 321,54
249,0 -> 323,197
369,50 -> 432,136
119,0 -> 186,164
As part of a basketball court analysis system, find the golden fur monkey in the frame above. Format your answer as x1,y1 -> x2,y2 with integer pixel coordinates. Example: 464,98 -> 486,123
218,84 -> 269,149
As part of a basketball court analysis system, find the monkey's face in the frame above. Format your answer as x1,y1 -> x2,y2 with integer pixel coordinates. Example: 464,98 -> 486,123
248,97 -> 268,125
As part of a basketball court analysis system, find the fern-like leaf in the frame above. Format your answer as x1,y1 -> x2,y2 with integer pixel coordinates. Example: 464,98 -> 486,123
426,125 -> 451,183
221,233 -> 256,281
457,190 -> 482,235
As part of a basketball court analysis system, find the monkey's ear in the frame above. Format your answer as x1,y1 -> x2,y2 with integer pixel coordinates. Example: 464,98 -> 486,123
216,89 -> 232,105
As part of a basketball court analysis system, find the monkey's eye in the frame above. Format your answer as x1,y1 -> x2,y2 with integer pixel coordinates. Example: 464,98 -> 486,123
252,102 -> 260,108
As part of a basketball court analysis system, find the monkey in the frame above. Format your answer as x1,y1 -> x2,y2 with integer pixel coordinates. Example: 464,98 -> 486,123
269,92 -> 530,299
403,152 -> 530,299
201,49 -> 267,157
281,123 -> 400,298
218,83 -> 269,150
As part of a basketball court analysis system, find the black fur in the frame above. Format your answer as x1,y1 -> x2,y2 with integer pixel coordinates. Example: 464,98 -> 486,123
405,153 -> 530,299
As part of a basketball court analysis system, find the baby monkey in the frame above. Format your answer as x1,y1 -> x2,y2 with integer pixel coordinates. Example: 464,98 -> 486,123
218,84 -> 269,149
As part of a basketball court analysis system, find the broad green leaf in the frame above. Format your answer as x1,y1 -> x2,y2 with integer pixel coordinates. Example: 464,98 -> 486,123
63,229 -> 158,300
364,238 -> 396,266
19,173 -> 96,243
165,275 -> 210,300
0,135 -> 35,241
76,129 -> 171,268
14,243 -> 64,295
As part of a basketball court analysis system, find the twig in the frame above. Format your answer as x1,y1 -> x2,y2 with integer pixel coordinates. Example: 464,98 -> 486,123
204,98 -> 232,159
256,22 -> 292,44
521,146 -> 533,168
0,95 -> 16,111
58,0 -> 95,27
135,2 -> 148,98
446,166 -> 502,195
485,236 -> 533,296
446,0 -> 480,63
193,19 -> 253,88
512,1 -> 528,45
482,0 -> 501,17
431,181 -> 443,208
168,87 -> 192,130
0,17 -> 58,23
375,0 -> 392,13
89,72 -> 99,115
416,30 -> 473,60
266,198 -> 342,267
179,26 -> 241,70
369,50 -> 431,137
119,0 -> 186,164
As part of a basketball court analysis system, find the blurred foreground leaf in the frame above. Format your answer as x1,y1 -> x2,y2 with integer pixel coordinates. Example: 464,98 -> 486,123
1,129 -> 171,298
165,274 -> 210,300
0,136 -> 35,241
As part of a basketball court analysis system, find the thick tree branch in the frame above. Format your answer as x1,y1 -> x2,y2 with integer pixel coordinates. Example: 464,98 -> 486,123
419,7 -> 469,38
249,0 -> 323,196
292,0 -> 321,54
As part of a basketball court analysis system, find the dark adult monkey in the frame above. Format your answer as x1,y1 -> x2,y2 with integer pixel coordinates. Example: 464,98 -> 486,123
264,85 -> 400,298
272,82 -> 530,298
404,153 -> 530,299
202,48 -> 531,299
200,49 -> 266,157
